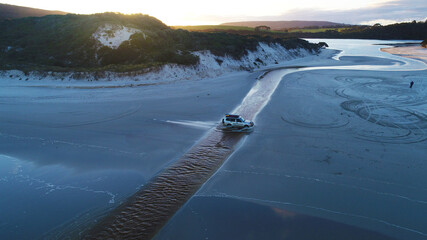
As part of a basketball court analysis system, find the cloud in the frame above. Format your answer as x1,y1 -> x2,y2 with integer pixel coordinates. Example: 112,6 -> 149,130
2,0 -> 425,25
359,19 -> 406,25
216,0 -> 427,25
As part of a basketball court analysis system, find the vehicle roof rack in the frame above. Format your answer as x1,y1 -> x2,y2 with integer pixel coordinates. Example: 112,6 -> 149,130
225,114 -> 240,118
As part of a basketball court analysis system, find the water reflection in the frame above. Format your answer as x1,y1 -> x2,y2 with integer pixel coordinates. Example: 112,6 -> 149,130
155,39 -> 427,240
2,39 -> 426,239
155,196 -> 397,240
0,154 -> 145,239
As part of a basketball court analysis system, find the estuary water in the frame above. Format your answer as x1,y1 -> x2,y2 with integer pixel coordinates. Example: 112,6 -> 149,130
1,39 -> 426,239
0,70 -> 256,239
154,40 -> 427,240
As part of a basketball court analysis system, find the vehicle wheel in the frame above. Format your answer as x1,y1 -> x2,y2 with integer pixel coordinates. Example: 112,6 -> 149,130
227,124 -> 231,126
244,125 -> 249,128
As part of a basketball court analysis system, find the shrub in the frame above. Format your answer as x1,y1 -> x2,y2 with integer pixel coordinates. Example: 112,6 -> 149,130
0,12 -> 321,71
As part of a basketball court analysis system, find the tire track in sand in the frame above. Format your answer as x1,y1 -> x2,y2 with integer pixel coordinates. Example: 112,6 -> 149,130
84,67 -> 300,239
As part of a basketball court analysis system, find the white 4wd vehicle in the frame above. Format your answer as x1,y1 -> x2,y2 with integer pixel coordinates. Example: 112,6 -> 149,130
222,114 -> 254,128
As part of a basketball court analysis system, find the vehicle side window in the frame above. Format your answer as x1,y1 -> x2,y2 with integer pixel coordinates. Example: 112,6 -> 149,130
236,119 -> 242,122
226,118 -> 232,121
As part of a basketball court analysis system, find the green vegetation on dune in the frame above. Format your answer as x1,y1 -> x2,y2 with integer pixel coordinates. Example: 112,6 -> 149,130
0,13 -> 323,72
0,13 -> 169,69
1,10 -> 424,74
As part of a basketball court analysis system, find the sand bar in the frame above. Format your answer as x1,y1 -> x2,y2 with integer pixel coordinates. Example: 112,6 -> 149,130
381,45 -> 427,64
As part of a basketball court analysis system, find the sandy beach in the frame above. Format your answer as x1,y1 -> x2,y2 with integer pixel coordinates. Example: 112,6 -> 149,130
381,45 -> 427,64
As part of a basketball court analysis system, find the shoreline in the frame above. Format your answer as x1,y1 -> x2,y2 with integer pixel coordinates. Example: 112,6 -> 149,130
82,43 -> 417,238
82,66 -> 314,239
381,45 -> 427,64
0,43 -> 320,86
3,39 -> 427,240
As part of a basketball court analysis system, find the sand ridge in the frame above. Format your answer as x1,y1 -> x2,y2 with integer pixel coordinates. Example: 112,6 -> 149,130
381,45 -> 427,64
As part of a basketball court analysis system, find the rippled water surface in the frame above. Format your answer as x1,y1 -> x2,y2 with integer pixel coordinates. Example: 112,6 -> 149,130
84,67 -> 298,239
1,39 -> 426,240
155,40 -> 427,240
0,72 -> 255,239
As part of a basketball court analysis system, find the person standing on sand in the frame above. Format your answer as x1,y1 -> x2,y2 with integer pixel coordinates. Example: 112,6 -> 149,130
410,81 -> 414,88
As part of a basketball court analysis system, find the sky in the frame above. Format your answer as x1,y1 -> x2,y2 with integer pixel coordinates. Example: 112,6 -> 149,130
2,0 -> 426,25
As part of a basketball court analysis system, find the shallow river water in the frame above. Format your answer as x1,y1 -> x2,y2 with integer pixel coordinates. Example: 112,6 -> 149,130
154,40 -> 427,240
1,39 -> 426,240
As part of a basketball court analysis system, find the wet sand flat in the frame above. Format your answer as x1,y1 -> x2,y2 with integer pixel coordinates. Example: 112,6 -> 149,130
84,67 -> 300,239
2,39 -> 426,240
381,45 -> 427,64
156,40 -> 427,240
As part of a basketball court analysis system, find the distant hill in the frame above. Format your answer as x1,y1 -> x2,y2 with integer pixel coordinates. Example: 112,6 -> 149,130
221,21 -> 349,30
0,3 -> 67,20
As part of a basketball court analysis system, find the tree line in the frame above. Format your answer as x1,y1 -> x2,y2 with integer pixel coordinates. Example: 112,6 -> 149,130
285,21 -> 427,40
